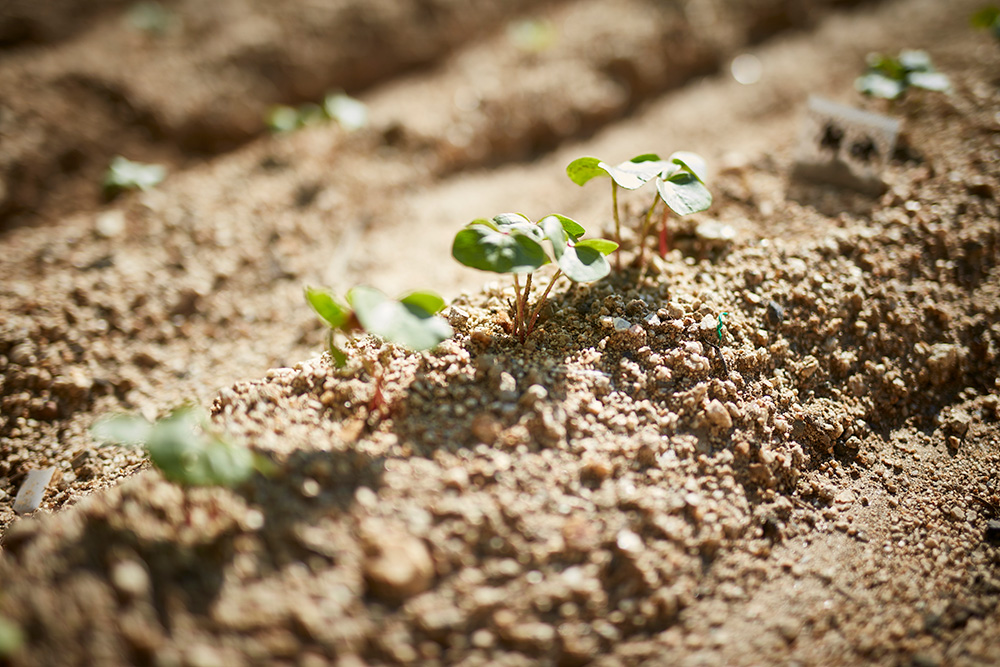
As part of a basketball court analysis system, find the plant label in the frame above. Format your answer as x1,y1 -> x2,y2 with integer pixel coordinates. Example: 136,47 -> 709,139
13,467 -> 57,514
792,96 -> 899,195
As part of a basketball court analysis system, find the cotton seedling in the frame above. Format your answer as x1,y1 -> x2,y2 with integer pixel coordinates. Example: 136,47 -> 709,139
452,213 -> 617,341
855,50 -> 951,101
305,285 -> 452,413
103,156 -> 166,198
92,406 -> 269,488
566,152 -> 712,270
971,6 -> 1000,41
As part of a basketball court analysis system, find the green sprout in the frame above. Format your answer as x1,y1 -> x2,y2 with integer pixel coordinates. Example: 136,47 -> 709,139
971,6 -> 1000,40
103,156 -> 166,197
717,312 -> 729,343
855,50 -> 951,101
452,213 -> 617,342
125,1 -> 176,36
305,285 -> 453,414
267,92 -> 368,133
0,616 -> 23,658
566,152 -> 712,270
92,406 -> 269,488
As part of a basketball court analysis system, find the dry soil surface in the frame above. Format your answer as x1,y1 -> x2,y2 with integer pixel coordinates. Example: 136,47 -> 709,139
1,0 -> 999,665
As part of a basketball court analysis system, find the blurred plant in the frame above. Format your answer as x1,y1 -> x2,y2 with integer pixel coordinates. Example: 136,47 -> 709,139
267,92 -> 368,133
855,50 -> 951,100
507,18 -> 557,53
971,6 -> 1000,40
566,152 -> 712,270
92,406 -> 270,487
103,156 -> 166,197
452,213 -> 617,341
0,616 -> 23,658
126,1 -> 176,36
305,285 -> 452,412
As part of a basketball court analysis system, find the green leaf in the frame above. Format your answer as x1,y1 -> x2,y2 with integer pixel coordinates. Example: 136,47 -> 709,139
898,49 -> 933,72
323,93 -> 368,131
558,241 -> 614,282
855,72 -> 906,99
667,151 -> 709,182
566,155 -> 664,189
540,215 -> 570,260
908,70 -> 951,92
0,616 -> 24,658
305,286 -> 351,330
92,413 -> 154,446
575,238 -> 619,255
348,286 -> 453,351
545,213 -> 586,240
399,290 -> 447,316
452,223 -> 549,274
328,340 -> 348,368
104,156 -> 166,192
971,6 -> 1000,28
566,157 -> 605,186
267,105 -> 301,133
656,171 -> 713,216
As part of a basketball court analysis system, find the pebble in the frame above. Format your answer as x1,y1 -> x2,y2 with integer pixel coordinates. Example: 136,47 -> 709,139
704,399 -> 733,430
361,522 -> 434,601
13,468 -> 56,514
765,301 -> 784,327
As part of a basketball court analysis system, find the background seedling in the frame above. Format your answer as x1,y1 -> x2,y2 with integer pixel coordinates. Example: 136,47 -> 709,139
92,406 -> 269,488
855,50 -> 951,100
971,6 -> 1000,41
566,152 -> 712,270
452,213 -> 617,342
103,155 -> 166,198
0,616 -> 23,658
305,285 -> 452,414
267,92 -> 368,133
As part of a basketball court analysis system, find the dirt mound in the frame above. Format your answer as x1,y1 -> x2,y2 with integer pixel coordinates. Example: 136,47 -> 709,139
1,0 -> 999,664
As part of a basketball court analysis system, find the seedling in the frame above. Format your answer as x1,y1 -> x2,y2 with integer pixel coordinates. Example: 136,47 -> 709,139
566,152 -> 712,270
305,285 -> 452,413
452,213 -> 617,341
267,92 -> 368,133
0,616 -> 22,658
103,156 -> 166,197
971,6 -> 1000,40
855,50 -> 951,101
92,406 -> 269,488
126,1 -> 176,36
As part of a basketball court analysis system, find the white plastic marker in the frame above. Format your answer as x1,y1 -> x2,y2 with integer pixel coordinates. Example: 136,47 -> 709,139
12,467 -> 57,514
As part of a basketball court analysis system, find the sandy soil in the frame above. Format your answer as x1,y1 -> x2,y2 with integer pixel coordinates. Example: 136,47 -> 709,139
1,0 -> 999,664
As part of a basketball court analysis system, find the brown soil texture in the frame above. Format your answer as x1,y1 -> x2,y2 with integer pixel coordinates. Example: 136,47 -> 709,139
2,0 -> 999,665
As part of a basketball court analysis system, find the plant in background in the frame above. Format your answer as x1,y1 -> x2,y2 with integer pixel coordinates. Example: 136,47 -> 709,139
92,406 -> 270,488
0,615 -> 23,659
566,152 -> 712,270
855,50 -> 951,100
305,285 -> 453,412
971,6 -> 1000,41
452,213 -> 617,341
103,155 -> 166,198
267,92 -> 368,133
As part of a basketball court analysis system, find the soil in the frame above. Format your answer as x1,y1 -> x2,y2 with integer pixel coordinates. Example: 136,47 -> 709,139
1,0 -> 999,665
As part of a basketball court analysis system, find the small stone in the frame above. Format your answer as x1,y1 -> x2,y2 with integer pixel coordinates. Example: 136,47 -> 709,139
470,413 -> 501,445
498,372 -> 518,401
985,520 -> 1000,545
765,301 -> 784,327
615,529 -> 644,555
613,318 -> 631,332
361,521 -> 434,601
704,399 -> 733,430
95,210 -> 127,238
13,467 -> 57,514
112,560 -> 151,598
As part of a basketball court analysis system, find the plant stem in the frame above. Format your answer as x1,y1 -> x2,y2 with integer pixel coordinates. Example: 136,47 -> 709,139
522,273 -> 533,342
635,195 -> 659,270
611,181 -> 622,271
513,274 -> 524,340
658,205 -> 671,259
525,269 -> 562,335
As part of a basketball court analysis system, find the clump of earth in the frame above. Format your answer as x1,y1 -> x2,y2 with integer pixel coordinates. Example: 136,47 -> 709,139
1,0 -> 999,665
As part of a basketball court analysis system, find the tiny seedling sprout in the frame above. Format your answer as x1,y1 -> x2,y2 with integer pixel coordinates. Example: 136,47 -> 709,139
305,285 -> 453,413
267,92 -> 368,133
566,152 -> 712,270
103,156 -> 166,197
452,213 -> 617,342
92,406 -> 268,488
971,6 -> 1000,40
855,50 -> 951,101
